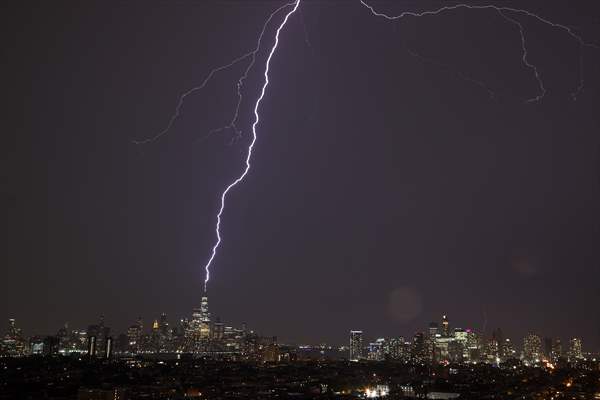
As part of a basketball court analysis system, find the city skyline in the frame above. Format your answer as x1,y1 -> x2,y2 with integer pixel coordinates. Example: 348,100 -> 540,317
3,294 -> 599,399
3,296 -> 598,356
2,0 -> 600,351
3,284 -> 599,350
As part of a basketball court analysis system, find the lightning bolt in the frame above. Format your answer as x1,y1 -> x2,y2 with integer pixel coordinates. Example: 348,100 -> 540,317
360,1 -> 599,102
131,51 -> 252,146
132,2 -> 297,146
203,0 -> 301,290
204,1 -> 298,144
139,0 -> 598,294
497,10 -> 545,103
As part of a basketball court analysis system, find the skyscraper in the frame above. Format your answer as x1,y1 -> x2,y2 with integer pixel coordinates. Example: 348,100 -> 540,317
212,317 -> 225,341
127,318 -> 143,354
42,336 -> 59,356
87,316 -> 110,357
105,337 -> 113,358
151,319 -> 160,352
465,330 -> 481,363
543,337 -> 553,359
349,330 -> 364,361
484,337 -> 499,364
191,296 -> 211,340
411,332 -> 426,362
551,338 -> 562,362
441,315 -> 450,337
523,333 -> 542,365
88,335 -> 97,357
188,295 -> 212,351
158,313 -> 171,352
367,338 -> 385,361
262,336 -> 279,362
448,339 -> 464,363
427,322 -> 439,362
428,322 -> 439,338
567,338 -> 583,363
502,338 -> 516,360
56,324 -> 69,354
384,337 -> 406,361
453,328 -> 468,362
2,319 -> 26,357
200,296 -> 211,340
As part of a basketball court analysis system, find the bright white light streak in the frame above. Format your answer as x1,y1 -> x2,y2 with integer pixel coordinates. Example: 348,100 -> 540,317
203,0 -> 301,290
132,2 -> 297,146
359,1 -> 599,102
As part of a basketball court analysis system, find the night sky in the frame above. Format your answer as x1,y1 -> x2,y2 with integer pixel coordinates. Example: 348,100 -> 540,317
2,1 -> 600,349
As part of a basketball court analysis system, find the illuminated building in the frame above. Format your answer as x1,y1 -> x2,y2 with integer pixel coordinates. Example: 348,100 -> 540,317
56,324 -> 69,354
190,308 -> 202,336
262,336 -> 279,362
241,330 -> 260,361
421,316 -> 453,363
428,323 -> 439,362
88,335 -> 97,357
139,314 -> 173,353
491,328 -> 505,362
159,313 -> 168,337
127,318 -> 143,353
2,319 -> 26,357
400,385 -> 416,398
551,338 -> 562,362
158,313 -> 172,351
441,315 -> 450,337
105,337 -> 113,358
523,333 -> 542,365
223,325 -> 244,351
149,319 -> 161,352
159,313 -> 168,329
567,338 -> 583,363
384,337 -> 406,360
454,328 -> 467,344
365,385 -> 389,398
200,296 -> 211,339
434,336 -> 453,363
212,317 -> 224,341
367,338 -> 385,361
502,338 -> 516,360
190,296 -> 211,347
448,339 -> 464,363
87,316 -> 110,357
429,322 -> 439,338
484,337 -> 499,364
54,328 -> 89,355
29,336 -> 45,355
465,330 -> 481,363
451,328 -> 468,362
171,318 -> 189,352
411,332 -> 426,362
349,330 -> 364,361
29,336 -> 59,356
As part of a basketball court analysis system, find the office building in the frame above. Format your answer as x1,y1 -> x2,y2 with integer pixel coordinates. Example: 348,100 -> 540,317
349,330 -> 364,361
523,333 -> 542,365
